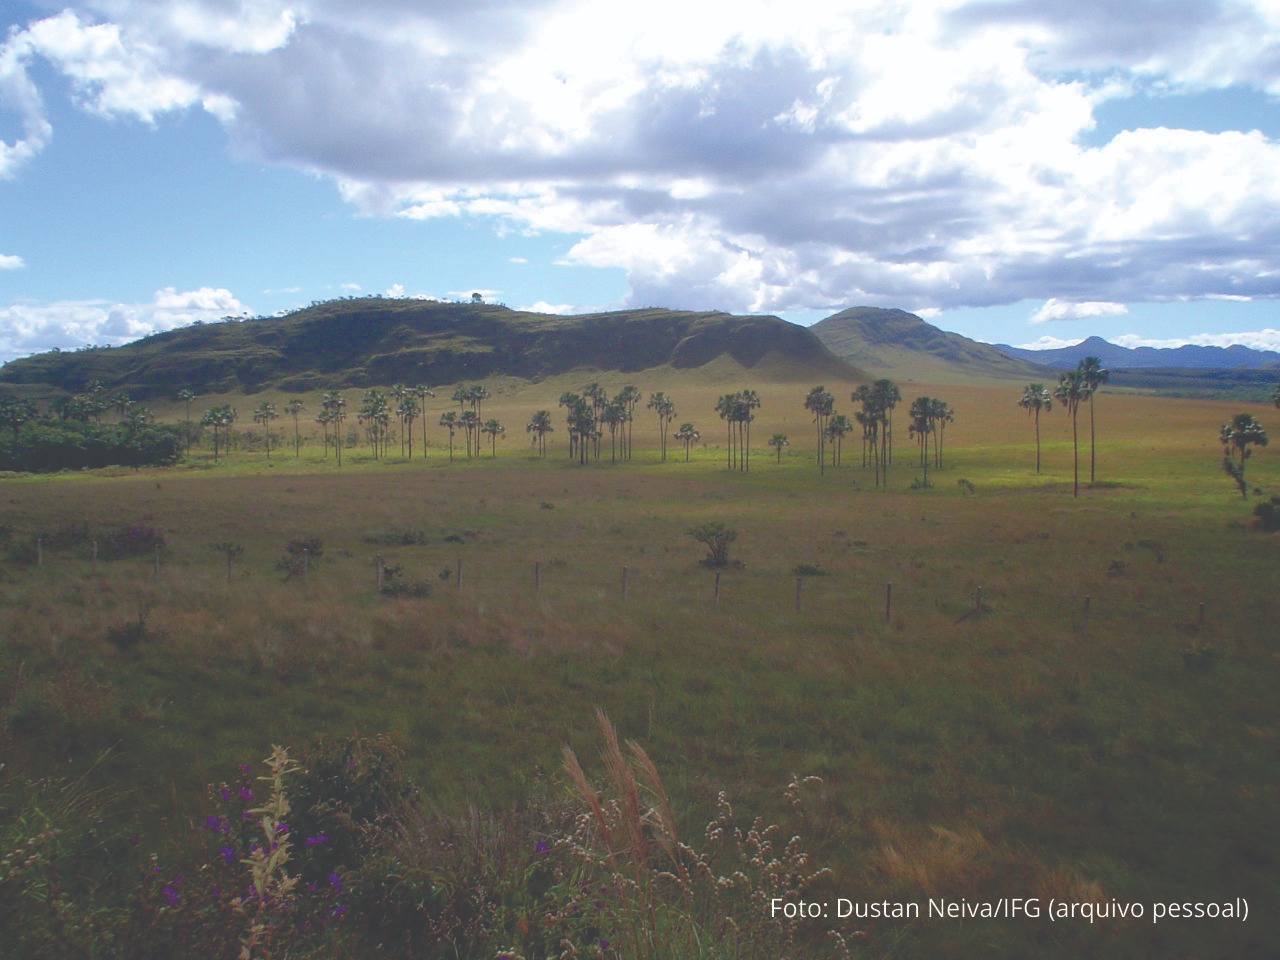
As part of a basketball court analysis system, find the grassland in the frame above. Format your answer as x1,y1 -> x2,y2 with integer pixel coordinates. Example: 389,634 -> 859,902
1,378 -> 1277,959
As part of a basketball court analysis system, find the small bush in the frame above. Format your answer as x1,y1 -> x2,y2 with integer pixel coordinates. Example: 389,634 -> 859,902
379,564 -> 432,598
793,563 -> 828,577
104,610 -> 159,651
1253,494 -> 1280,531
688,521 -> 737,568
277,536 -> 323,579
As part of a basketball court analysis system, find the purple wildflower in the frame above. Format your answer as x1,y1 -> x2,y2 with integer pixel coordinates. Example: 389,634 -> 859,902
328,872 -> 343,893
535,840 -> 550,853
163,884 -> 180,906
305,833 -> 329,847
219,846 -> 235,863
237,786 -> 254,802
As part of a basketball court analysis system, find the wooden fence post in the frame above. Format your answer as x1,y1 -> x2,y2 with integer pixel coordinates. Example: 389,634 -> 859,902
456,558 -> 463,591
621,566 -> 629,600
92,539 -> 98,568
301,547 -> 309,581
535,561 -> 541,593
714,571 -> 721,604
375,554 -> 383,592
795,577 -> 802,612
885,582 -> 892,624
36,538 -> 42,568
154,544 -> 161,578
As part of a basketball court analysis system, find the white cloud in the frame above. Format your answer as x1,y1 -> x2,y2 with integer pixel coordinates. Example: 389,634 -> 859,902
519,300 -> 575,315
0,254 -> 24,269
5,1 -> 1280,313
0,286 -> 250,360
1113,329 -> 1280,351
1030,299 -> 1130,324
1014,335 -> 1088,350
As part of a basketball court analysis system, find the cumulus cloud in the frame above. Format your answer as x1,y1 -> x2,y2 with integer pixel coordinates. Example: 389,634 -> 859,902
0,254 -> 24,269
3,0 -> 1280,312
0,286 -> 250,360
1113,329 -> 1280,351
1030,299 -> 1130,324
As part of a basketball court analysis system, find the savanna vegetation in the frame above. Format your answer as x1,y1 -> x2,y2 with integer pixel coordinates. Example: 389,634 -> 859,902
0,371 -> 1277,960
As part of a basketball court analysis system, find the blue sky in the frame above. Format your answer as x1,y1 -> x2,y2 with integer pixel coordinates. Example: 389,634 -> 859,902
2,0 -> 1279,362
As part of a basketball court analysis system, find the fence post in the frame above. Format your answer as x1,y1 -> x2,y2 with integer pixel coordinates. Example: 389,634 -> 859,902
885,583 -> 892,624
302,547 -> 309,581
36,537 -> 42,568
92,539 -> 98,568
974,586 -> 982,622
1198,601 -> 1205,628
714,571 -> 721,604
795,577 -> 802,612
621,566 -> 629,601
456,558 -> 463,591
1084,595 -> 1091,622
535,561 -> 541,593
375,554 -> 383,592
154,544 -> 161,578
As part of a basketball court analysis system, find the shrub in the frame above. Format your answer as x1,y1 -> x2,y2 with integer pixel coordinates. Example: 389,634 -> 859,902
1253,494 -> 1280,531
379,564 -> 432,598
277,537 -> 323,579
687,521 -> 737,568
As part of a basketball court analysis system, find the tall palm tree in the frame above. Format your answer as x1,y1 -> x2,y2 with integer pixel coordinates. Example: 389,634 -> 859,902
1220,413 -> 1268,498
825,414 -> 852,467
908,396 -> 934,483
526,409 -> 554,458
177,388 -> 196,452
398,394 -> 420,460
1054,371 -> 1091,497
1078,357 -> 1109,483
458,409 -> 480,460
438,410 -> 458,463
871,379 -> 901,467
804,386 -> 834,474
414,384 -> 435,452
647,392 -> 676,462
1018,383 -> 1053,474
283,399 -> 305,458
252,401 -> 278,460
615,385 -> 641,459
321,390 -> 346,466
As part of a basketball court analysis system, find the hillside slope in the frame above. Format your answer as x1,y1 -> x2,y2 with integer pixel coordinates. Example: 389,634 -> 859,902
811,307 -> 1048,382
0,300 -> 862,398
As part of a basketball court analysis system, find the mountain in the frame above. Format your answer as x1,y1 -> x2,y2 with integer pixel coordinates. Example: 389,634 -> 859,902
810,307 -> 1047,381
994,335 -> 1280,370
0,299 -> 862,399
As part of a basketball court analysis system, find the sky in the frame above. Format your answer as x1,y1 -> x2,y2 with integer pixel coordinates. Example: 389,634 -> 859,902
2,0 -> 1280,363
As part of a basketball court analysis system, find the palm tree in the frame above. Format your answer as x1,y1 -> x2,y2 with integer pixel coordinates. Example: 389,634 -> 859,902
177,388 -> 196,452
321,391 -> 346,466
414,384 -> 435,452
559,392 -> 583,460
359,389 -> 390,458
458,409 -> 480,460
769,433 -> 789,462
647,392 -> 677,462
439,410 -> 459,462
825,414 -> 852,467
201,404 -> 236,462
398,394 -> 420,459
283,399 -> 305,458
253,401 -> 279,459
738,389 -> 760,472
1078,357 -> 1109,483
1220,413 -> 1268,498
804,386 -> 834,473
615,385 -> 641,459
1054,371 -> 1091,497
871,379 -> 901,467
601,400 -> 626,462
481,417 -> 505,457
1018,383 -> 1053,474
908,396 -> 934,484
929,398 -> 954,468
526,409 -> 554,458
674,422 -> 700,462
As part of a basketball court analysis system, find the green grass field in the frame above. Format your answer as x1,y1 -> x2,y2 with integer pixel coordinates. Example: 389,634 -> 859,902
1,380 -> 1277,959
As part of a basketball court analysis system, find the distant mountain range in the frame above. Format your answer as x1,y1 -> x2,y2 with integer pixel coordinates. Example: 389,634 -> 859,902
993,335 -> 1280,370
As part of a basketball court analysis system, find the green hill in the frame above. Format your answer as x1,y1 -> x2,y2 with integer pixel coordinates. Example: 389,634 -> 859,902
811,306 -> 1048,382
0,299 -> 862,399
